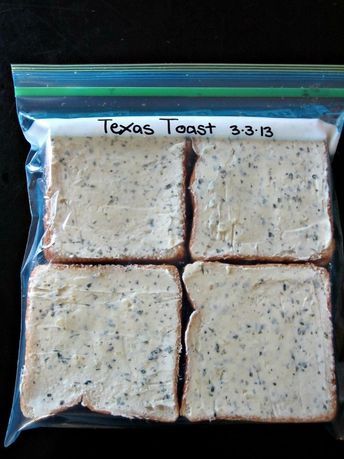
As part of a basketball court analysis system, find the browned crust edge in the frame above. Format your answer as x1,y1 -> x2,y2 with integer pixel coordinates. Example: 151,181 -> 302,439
189,139 -> 335,266
181,262 -> 337,422
20,264 -> 181,422
43,137 -> 192,264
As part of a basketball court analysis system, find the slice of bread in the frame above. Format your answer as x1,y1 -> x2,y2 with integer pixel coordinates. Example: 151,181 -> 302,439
44,136 -> 189,263
182,262 -> 336,422
190,139 -> 333,263
21,264 -> 182,421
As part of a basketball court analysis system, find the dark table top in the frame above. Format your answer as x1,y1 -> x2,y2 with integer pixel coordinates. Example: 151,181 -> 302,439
1,1 -> 344,457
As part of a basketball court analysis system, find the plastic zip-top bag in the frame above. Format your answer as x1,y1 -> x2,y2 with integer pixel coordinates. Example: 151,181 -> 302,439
6,64 -> 344,445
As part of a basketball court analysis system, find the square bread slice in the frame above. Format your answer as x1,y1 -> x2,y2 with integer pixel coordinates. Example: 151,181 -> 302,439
21,264 -> 182,421
44,136 -> 188,262
182,262 -> 336,422
190,139 -> 333,263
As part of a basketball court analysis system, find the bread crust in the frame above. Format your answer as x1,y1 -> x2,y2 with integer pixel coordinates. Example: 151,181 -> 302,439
181,262 -> 337,422
21,264 -> 182,422
43,138 -> 191,264
189,140 -> 334,265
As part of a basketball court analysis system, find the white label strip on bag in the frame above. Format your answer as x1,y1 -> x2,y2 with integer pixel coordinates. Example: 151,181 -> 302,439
26,116 -> 341,155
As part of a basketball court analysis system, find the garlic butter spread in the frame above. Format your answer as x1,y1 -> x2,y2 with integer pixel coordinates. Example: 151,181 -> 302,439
182,262 -> 335,421
45,136 -> 186,260
190,140 -> 332,261
22,264 -> 181,421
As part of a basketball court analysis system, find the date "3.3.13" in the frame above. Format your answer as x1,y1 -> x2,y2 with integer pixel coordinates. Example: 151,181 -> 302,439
230,125 -> 273,137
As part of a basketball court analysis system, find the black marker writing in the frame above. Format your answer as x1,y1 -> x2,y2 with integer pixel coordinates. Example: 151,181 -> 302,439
97,118 -> 154,135
159,117 -> 216,135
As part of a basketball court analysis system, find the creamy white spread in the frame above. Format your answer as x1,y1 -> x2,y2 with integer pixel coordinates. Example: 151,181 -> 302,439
45,136 -> 186,260
190,139 -> 332,261
182,262 -> 335,421
22,264 -> 181,421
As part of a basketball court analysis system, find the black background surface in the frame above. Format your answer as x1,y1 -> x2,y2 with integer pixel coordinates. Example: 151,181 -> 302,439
1,0 -> 344,457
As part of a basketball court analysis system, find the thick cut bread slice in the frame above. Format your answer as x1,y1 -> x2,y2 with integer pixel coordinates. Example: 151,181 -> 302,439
21,264 -> 182,421
44,136 -> 189,262
190,139 -> 333,263
182,262 -> 336,422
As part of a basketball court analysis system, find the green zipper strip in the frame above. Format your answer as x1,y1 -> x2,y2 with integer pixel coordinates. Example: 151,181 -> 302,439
15,86 -> 344,98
